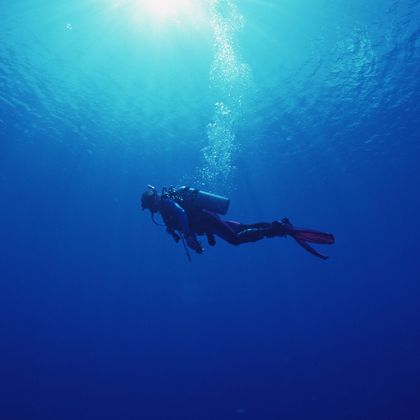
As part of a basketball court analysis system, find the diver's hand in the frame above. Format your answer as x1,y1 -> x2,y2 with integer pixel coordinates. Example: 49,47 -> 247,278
167,228 -> 180,243
185,234 -> 203,254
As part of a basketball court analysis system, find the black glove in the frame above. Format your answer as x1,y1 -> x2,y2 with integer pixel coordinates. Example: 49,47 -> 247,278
167,228 -> 180,243
185,234 -> 203,254
206,232 -> 216,246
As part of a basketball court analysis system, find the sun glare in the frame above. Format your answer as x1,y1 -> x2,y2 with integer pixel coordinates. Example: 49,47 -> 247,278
145,0 -> 187,19
135,0 -> 206,25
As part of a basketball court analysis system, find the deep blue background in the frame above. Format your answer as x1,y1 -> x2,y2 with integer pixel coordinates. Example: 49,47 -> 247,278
1,0 -> 420,419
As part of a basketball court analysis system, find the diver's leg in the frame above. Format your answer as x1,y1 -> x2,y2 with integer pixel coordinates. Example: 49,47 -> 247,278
199,212 -> 244,245
209,220 -> 244,245
203,211 -> 334,257
234,221 -> 289,243
201,213 -> 272,245
201,211 -> 287,245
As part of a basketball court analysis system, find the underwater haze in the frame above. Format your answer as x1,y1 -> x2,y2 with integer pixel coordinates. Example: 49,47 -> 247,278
1,0 -> 420,419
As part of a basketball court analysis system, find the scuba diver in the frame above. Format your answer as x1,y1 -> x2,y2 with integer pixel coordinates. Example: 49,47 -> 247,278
141,185 -> 335,260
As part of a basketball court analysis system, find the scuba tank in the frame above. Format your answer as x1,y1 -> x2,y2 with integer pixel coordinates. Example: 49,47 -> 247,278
164,186 -> 230,215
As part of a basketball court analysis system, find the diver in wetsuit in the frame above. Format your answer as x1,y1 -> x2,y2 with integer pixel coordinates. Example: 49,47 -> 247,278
141,185 -> 335,260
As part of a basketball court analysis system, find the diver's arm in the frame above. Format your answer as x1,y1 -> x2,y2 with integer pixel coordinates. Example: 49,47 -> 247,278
161,199 -> 191,235
161,199 -> 203,253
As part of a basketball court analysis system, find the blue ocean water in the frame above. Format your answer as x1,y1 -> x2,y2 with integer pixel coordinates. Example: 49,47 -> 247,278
1,0 -> 420,419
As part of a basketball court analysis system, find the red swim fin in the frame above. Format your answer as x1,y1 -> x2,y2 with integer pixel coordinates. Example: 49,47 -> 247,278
292,237 -> 329,260
290,228 -> 335,245
280,219 -> 334,259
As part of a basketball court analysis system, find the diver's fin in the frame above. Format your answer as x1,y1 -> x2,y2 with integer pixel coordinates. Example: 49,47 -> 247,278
290,228 -> 335,244
278,218 -> 334,259
292,237 -> 329,260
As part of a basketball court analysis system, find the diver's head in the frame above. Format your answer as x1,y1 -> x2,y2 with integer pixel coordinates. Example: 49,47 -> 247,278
141,185 -> 160,213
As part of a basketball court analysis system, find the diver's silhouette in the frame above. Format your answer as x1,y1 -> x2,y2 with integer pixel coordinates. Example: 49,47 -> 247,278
141,185 -> 335,260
